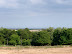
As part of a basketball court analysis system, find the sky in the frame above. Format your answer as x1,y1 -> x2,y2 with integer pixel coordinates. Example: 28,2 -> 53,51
0,0 -> 72,28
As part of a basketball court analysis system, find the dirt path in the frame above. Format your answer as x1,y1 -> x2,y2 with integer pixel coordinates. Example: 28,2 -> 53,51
0,47 -> 72,54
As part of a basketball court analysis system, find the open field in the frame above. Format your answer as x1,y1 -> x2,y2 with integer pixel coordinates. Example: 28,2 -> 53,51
0,46 -> 72,54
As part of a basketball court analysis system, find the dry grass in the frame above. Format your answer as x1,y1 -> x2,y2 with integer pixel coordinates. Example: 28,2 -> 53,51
0,46 -> 72,54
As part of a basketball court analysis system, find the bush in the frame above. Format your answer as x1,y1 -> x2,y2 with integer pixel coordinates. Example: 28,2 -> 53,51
22,39 -> 31,46
70,44 -> 72,46
9,34 -> 20,46
32,31 -> 51,46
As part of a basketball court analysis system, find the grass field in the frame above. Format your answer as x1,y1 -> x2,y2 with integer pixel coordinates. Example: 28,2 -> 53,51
0,45 -> 72,54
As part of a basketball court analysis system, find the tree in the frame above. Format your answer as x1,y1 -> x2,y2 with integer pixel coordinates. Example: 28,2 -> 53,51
66,28 -> 72,44
17,28 -> 33,45
46,27 -> 54,42
31,32 -> 39,46
11,30 -> 17,35
22,39 -> 31,46
52,27 -> 62,45
0,33 -> 5,45
1,28 -> 12,45
42,27 -> 54,41
25,28 -> 33,39
59,27 -> 68,45
32,31 -> 51,46
9,34 -> 20,46
17,29 -> 24,45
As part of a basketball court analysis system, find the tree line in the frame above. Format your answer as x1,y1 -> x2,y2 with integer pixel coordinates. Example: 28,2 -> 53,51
0,27 -> 72,46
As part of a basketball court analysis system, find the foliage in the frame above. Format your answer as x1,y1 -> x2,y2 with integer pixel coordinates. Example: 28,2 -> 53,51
52,27 -> 62,45
32,31 -> 51,46
0,27 -> 72,46
0,33 -> 5,45
9,34 -> 20,46
22,39 -> 31,46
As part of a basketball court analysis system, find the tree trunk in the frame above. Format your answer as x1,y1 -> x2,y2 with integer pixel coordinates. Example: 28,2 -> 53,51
7,39 -> 8,45
21,36 -> 22,45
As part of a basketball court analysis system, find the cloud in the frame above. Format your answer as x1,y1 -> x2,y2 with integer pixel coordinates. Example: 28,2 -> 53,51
55,0 -> 72,5
29,0 -> 45,4
55,0 -> 64,4
0,0 -> 18,8
0,0 -> 46,8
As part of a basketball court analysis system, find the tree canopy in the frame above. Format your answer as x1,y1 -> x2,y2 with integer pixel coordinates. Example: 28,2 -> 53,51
0,27 -> 72,46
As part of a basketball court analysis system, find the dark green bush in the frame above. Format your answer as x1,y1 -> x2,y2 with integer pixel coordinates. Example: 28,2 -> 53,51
22,39 -> 31,46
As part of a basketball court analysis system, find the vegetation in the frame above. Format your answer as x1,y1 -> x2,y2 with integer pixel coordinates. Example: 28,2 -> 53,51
0,27 -> 72,46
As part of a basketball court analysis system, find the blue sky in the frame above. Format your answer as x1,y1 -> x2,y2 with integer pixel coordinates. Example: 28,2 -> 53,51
0,0 -> 72,28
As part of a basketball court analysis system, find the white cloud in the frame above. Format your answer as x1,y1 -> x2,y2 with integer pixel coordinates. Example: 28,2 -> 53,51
56,0 -> 64,4
0,0 -> 18,8
55,0 -> 72,5
29,0 -> 45,4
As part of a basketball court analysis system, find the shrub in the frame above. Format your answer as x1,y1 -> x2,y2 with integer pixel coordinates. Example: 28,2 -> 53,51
22,39 -> 31,46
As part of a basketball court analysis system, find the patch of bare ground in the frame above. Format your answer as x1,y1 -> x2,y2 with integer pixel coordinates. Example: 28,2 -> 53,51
0,46 -> 72,54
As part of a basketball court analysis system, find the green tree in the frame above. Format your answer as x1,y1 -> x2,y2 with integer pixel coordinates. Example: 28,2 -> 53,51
11,30 -> 17,35
22,39 -> 31,46
17,29 -> 24,45
46,27 -> 54,42
32,31 -> 51,46
17,28 -> 33,45
0,33 -> 5,45
1,28 -> 12,45
9,34 -> 20,46
59,27 -> 68,45
52,27 -> 62,45
66,28 -> 72,44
